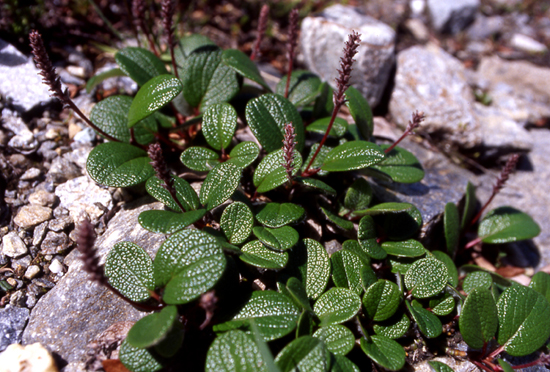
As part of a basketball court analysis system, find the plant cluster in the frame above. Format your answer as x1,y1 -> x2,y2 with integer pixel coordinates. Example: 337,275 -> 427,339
29,3 -> 549,372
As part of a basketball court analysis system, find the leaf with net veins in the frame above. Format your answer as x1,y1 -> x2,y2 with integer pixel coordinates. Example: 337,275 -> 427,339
275,336 -> 330,372
255,203 -> 305,228
240,240 -> 288,270
202,103 -> 238,151
368,145 -> 424,184
404,258 -> 448,298
180,146 -> 220,171
313,325 -> 354,356
115,47 -> 168,86
220,202 -> 253,245
127,305 -> 178,348
321,141 -> 384,172
119,339 -> 164,372
205,330 -> 268,372
345,86 -> 373,140
406,301 -> 442,338
360,335 -> 405,371
460,288 -> 498,349
253,226 -> 299,251
363,280 -> 402,321
145,175 -> 200,212
226,141 -> 260,169
313,287 -> 361,327
200,162 -> 241,210
479,206 -> 540,244
276,70 -> 322,107
222,48 -> 271,91
138,209 -> 206,234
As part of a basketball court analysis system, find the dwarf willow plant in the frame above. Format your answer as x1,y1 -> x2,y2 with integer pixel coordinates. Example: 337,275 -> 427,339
30,4 -> 549,371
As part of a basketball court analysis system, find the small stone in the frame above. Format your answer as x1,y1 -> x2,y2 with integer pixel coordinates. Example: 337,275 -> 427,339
32,222 -> 48,247
48,259 -> 65,275
68,122 -> 82,139
19,168 -> 41,181
67,65 -> 86,78
325,240 -> 342,256
427,0 -> 479,34
28,190 -> 56,207
0,306 -> 31,352
0,343 -> 58,371
510,33 -> 548,54
48,216 -> 73,232
74,127 -> 96,144
24,265 -> 41,280
6,278 -> 16,287
46,156 -> 81,184
11,255 -> 31,271
44,128 -> 59,140
13,205 -> 52,229
7,154 -> 26,167
55,176 -> 113,224
2,232 -> 28,258
9,290 -> 26,307
41,231 -> 71,255
404,18 -> 430,41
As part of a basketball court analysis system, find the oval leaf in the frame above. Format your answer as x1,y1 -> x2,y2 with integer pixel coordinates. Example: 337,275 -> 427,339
345,86 -> 373,140
358,216 -> 387,260
463,271 -> 493,294
221,202 -> 253,244
363,280 -> 403,321
115,47 -> 168,86
404,258 -> 448,298
276,70 -> 322,107
275,336 -> 330,372
222,49 -> 271,91
344,178 -> 372,212
138,209 -> 206,234
431,250 -> 459,288
313,325 -> 354,356
321,141 -> 384,172
360,335 -> 405,371
288,239 -> 331,300
313,288 -> 362,327
145,175 -> 200,212
180,146 -> 220,171
372,311 -> 410,339
253,149 -> 302,193
382,240 -> 425,258
240,240 -> 288,269
428,361 -> 454,372
460,288 -> 498,349
479,206 -> 541,244
127,305 -> 178,348
307,117 -> 348,138
226,141 -> 260,168
205,330 -> 268,372
200,162 -> 241,210
529,271 -> 550,303
119,339 -> 163,372
444,202 -> 460,258
256,203 -> 305,228
461,181 -> 477,229
369,145 -> 424,184
331,250 -> 366,296
202,103 -> 237,150
406,301 -> 442,338
253,226 -> 299,251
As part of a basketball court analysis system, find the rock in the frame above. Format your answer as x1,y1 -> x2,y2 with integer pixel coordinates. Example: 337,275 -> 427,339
47,216 -> 73,232
404,18 -> 430,41
427,0 -> 480,34
300,4 -> 395,107
32,222 -> 48,246
510,33 -> 548,54
467,14 -> 503,40
0,39 -> 54,113
0,306 -> 30,352
84,321 -> 134,372
413,356 -> 478,372
20,168 -> 41,181
55,176 -> 113,225
40,231 -> 71,255
28,190 -> 56,207
13,205 -> 52,229
24,265 -> 41,280
2,109 -> 39,154
325,240 -> 342,256
476,56 -> 550,123
11,255 -> 31,272
2,232 -> 28,258
22,198 -> 166,366
73,127 -> 96,144
37,141 -> 58,161
63,146 -> 92,170
0,343 -> 58,372
389,44 -> 481,148
46,156 -> 81,184
93,63 -> 137,95
48,259 -> 64,276
474,103 -> 532,151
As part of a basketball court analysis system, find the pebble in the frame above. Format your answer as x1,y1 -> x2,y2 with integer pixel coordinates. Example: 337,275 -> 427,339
48,259 -> 65,275
510,33 -> 548,54
67,65 -> 86,78
24,265 -> 41,280
46,156 -> 81,184
0,306 -> 31,352
13,205 -> 53,229
11,255 -> 31,271
55,176 -> 113,224
6,278 -> 17,288
8,154 -> 26,167
48,216 -> 74,232
68,122 -> 82,139
19,168 -> 41,181
32,222 -> 48,247
2,232 -> 28,258
404,18 -> 430,41
9,290 -> 26,307
41,231 -> 71,255
28,190 -> 56,207
73,127 -> 96,144
427,0 -> 480,34
0,343 -> 58,371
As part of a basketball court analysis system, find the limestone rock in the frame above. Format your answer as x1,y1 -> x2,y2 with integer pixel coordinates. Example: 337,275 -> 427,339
13,205 -> 52,230
300,4 -> 395,107
0,343 -> 58,372
22,198 -> 165,366
40,231 -> 71,255
427,0 -> 480,34
2,232 -> 28,258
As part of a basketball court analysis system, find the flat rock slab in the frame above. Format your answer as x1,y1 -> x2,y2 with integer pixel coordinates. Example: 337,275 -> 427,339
300,4 -> 395,107
0,306 -> 30,352
22,198 -> 165,366
0,39 -> 54,113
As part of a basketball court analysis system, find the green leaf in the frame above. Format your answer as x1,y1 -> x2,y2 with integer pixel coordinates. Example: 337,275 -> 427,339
404,258 -> 448,298
463,271 -> 493,294
444,202 -> 460,258
86,67 -> 126,93
119,340 -> 163,372
221,202 -> 253,244
313,325 -> 354,356
360,335 -> 405,371
388,257 -> 417,276
285,277 -> 313,312
313,82 -> 334,119
429,294 -> 456,316
363,280 -> 403,321
253,226 -> 299,251
145,175 -> 200,212
138,209 -> 206,234
240,240 -> 288,269
344,178 -> 372,212
200,162 -> 241,210
320,206 -> 354,231
358,216 -> 387,260
245,94 -> 304,152
497,285 -> 550,356
331,356 -> 360,372
202,103 -> 238,150
345,86 -> 373,140
369,145 -> 424,184
331,250 -> 365,296
213,291 -> 300,341
174,34 -> 216,67
180,146 -> 220,171
222,49 -> 271,91
206,330 -> 268,372
181,46 -> 239,110
253,149 -> 303,193
153,229 -> 225,303
294,177 -> 337,196
355,202 -> 414,216
115,47 -> 168,86
341,240 -> 371,267
373,311 -> 410,339
90,95 -> 158,145
461,265 -> 513,289
296,310 -> 313,338
87,142 -> 154,187
288,239 -> 331,300
406,301 -> 442,338
381,240 -> 425,258
128,75 -> 183,127
431,251 -> 459,287
321,141 -> 384,172
479,206 -> 541,243
302,143 -> 331,176
127,305 -> 178,348
529,271 -> 550,303
381,204 -> 423,241
276,71 -> 322,107
313,288 -> 362,327
460,288 -> 498,349
497,359 -> 515,372
256,203 -> 305,228
154,322 -> 184,357
227,141 -> 260,168
307,117 -> 348,138
428,361 -> 454,372
275,336 -> 330,372
461,181 -> 477,229
105,242 -> 154,302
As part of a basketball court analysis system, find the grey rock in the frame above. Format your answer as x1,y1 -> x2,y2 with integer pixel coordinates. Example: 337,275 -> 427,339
37,140 -> 58,161
58,67 -> 86,86
2,232 -> 28,258
474,103 -> 532,151
48,216 -> 73,232
427,0 -> 480,34
0,306 -> 30,352
413,356 -> 478,372
46,156 -> 81,184
2,110 -> 39,154
0,39 -> 54,113
20,167 -> 41,181
22,198 -> 166,366
404,18 -> 430,42
11,255 -> 32,271
510,33 -> 548,54
0,343 -> 58,372
93,62 -> 137,95
48,259 -> 65,276
325,240 -> 342,256
55,176 -> 113,225
64,145 -> 92,170
467,14 -> 503,40
28,190 -> 56,207
13,205 -> 53,229
53,206 -> 70,219
24,265 -> 41,280
40,231 -> 71,255
73,127 -> 96,144
300,4 -> 395,107
67,47 -> 93,77
389,44 -> 481,148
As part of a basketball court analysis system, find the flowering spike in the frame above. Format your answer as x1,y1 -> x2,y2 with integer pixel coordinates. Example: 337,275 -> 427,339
148,143 -> 187,212
384,111 -> 425,154
77,220 -> 107,285
284,9 -> 300,98
251,4 -> 269,61
161,0 -> 179,79
282,123 -> 297,182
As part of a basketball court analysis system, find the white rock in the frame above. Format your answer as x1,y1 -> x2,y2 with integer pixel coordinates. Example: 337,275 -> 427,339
404,18 -> 430,41
48,259 -> 64,275
510,33 -> 548,54
24,265 -> 41,280
0,343 -> 58,372
410,0 -> 426,16
427,0 -> 480,34
20,168 -> 41,181
2,232 -> 28,258
300,4 -> 395,107
55,175 -> 113,224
